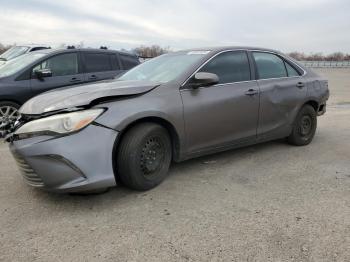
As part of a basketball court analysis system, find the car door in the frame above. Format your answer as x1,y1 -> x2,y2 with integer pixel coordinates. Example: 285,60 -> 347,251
30,52 -> 84,96
82,52 -> 119,83
251,51 -> 307,140
180,50 -> 260,153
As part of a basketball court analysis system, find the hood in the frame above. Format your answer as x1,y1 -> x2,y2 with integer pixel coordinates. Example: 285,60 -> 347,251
20,79 -> 160,115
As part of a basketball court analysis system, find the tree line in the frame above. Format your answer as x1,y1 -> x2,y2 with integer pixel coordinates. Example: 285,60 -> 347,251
134,46 -> 350,61
0,43 -> 12,54
1,43 -> 349,61
131,46 -> 350,61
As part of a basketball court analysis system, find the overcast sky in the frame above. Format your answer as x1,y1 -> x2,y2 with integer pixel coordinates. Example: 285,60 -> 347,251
0,0 -> 349,53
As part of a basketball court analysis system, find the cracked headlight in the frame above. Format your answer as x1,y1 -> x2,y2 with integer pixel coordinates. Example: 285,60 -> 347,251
15,109 -> 104,136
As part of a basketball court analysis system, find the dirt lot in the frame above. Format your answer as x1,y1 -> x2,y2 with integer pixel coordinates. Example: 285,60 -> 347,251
0,69 -> 349,262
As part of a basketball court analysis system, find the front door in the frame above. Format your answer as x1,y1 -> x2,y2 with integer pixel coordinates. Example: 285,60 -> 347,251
180,51 -> 260,153
30,52 -> 84,96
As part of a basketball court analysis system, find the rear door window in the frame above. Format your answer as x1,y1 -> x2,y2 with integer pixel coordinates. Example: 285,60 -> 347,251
84,53 -> 113,73
199,51 -> 251,84
252,52 -> 287,79
120,54 -> 139,70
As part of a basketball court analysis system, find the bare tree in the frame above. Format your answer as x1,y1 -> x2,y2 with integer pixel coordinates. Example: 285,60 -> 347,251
288,52 -> 306,61
0,43 -> 12,55
132,45 -> 171,58
326,52 -> 344,61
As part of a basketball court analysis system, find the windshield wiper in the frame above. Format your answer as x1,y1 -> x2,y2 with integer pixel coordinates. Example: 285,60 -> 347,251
0,57 -> 7,61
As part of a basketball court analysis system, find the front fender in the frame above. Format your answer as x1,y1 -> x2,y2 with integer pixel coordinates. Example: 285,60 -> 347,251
93,90 -> 186,160
97,109 -> 177,132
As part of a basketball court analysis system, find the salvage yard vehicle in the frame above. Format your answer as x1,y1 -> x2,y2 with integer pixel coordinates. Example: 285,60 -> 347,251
0,48 -> 139,125
0,44 -> 51,66
4,46 -> 329,193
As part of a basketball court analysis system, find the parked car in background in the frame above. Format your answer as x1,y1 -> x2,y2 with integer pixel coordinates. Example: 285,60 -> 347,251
4,46 -> 329,193
0,44 -> 51,66
0,48 -> 140,124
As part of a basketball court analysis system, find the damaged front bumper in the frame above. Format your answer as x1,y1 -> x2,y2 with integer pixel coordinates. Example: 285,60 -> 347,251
9,124 -> 119,193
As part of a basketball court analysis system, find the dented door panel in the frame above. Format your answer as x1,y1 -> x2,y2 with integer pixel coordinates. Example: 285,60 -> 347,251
257,77 -> 307,140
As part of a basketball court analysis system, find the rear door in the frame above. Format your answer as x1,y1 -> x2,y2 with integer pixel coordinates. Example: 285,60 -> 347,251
30,52 -> 84,96
82,52 -> 120,83
251,51 -> 307,139
181,50 -> 260,153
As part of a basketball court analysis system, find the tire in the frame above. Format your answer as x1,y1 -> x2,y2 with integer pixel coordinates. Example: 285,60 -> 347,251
0,101 -> 20,125
288,105 -> 317,146
116,123 -> 172,191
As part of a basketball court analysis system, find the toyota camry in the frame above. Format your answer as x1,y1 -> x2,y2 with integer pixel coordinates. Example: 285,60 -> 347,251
3,47 -> 329,193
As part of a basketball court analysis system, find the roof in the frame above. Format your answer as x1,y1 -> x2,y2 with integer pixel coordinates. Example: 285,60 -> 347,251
31,48 -> 137,57
179,46 -> 281,54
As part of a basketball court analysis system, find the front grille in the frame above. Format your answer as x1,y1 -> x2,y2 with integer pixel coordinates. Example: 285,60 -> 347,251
12,153 -> 44,187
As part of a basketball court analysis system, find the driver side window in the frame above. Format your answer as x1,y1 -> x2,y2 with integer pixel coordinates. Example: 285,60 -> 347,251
199,51 -> 251,84
32,53 -> 78,77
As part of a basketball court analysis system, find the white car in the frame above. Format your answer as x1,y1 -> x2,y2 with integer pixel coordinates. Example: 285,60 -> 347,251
0,45 -> 50,66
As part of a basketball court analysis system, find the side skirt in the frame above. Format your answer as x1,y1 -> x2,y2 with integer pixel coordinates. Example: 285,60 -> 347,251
179,132 -> 290,162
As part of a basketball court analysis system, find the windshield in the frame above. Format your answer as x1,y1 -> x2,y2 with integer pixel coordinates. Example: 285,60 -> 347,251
0,53 -> 46,78
118,52 -> 209,83
0,46 -> 30,61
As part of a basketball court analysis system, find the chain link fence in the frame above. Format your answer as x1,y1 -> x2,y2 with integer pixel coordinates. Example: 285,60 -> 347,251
300,61 -> 350,68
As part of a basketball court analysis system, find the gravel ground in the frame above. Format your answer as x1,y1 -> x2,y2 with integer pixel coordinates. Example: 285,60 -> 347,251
0,69 -> 349,262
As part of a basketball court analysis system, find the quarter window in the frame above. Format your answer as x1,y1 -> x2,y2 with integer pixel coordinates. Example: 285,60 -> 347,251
285,62 -> 300,77
84,53 -> 112,73
253,52 -> 287,79
32,53 -> 78,77
199,51 -> 251,84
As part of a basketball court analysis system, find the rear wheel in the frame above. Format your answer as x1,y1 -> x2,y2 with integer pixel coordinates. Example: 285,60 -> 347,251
116,123 -> 172,191
288,105 -> 317,146
0,101 -> 20,126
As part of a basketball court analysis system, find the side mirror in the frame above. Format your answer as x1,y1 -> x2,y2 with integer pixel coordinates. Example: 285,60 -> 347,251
34,68 -> 52,80
188,72 -> 219,89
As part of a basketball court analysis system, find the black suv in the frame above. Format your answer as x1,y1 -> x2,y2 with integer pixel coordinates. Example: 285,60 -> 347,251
0,48 -> 139,123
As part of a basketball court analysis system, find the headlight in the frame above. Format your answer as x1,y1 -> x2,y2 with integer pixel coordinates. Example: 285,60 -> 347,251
15,109 -> 104,136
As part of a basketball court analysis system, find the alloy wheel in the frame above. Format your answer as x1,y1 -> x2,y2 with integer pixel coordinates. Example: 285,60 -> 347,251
0,106 -> 19,125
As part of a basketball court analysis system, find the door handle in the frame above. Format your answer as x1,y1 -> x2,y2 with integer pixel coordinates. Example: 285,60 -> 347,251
245,89 -> 258,96
296,82 -> 305,88
70,77 -> 82,83
89,75 -> 98,80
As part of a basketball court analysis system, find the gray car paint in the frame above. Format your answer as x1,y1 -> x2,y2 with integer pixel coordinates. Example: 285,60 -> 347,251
19,79 -> 161,115
10,124 -> 118,192
8,46 -> 329,192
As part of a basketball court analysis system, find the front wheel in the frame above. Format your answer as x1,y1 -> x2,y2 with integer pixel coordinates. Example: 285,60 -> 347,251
288,105 -> 317,146
116,123 -> 172,191
0,101 -> 20,126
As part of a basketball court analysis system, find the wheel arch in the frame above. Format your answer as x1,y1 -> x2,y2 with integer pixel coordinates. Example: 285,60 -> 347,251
0,99 -> 22,107
113,116 -> 182,163
303,100 -> 319,112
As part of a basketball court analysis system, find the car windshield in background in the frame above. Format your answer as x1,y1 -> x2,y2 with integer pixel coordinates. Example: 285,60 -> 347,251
0,53 -> 46,78
118,51 -> 209,83
0,46 -> 30,61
